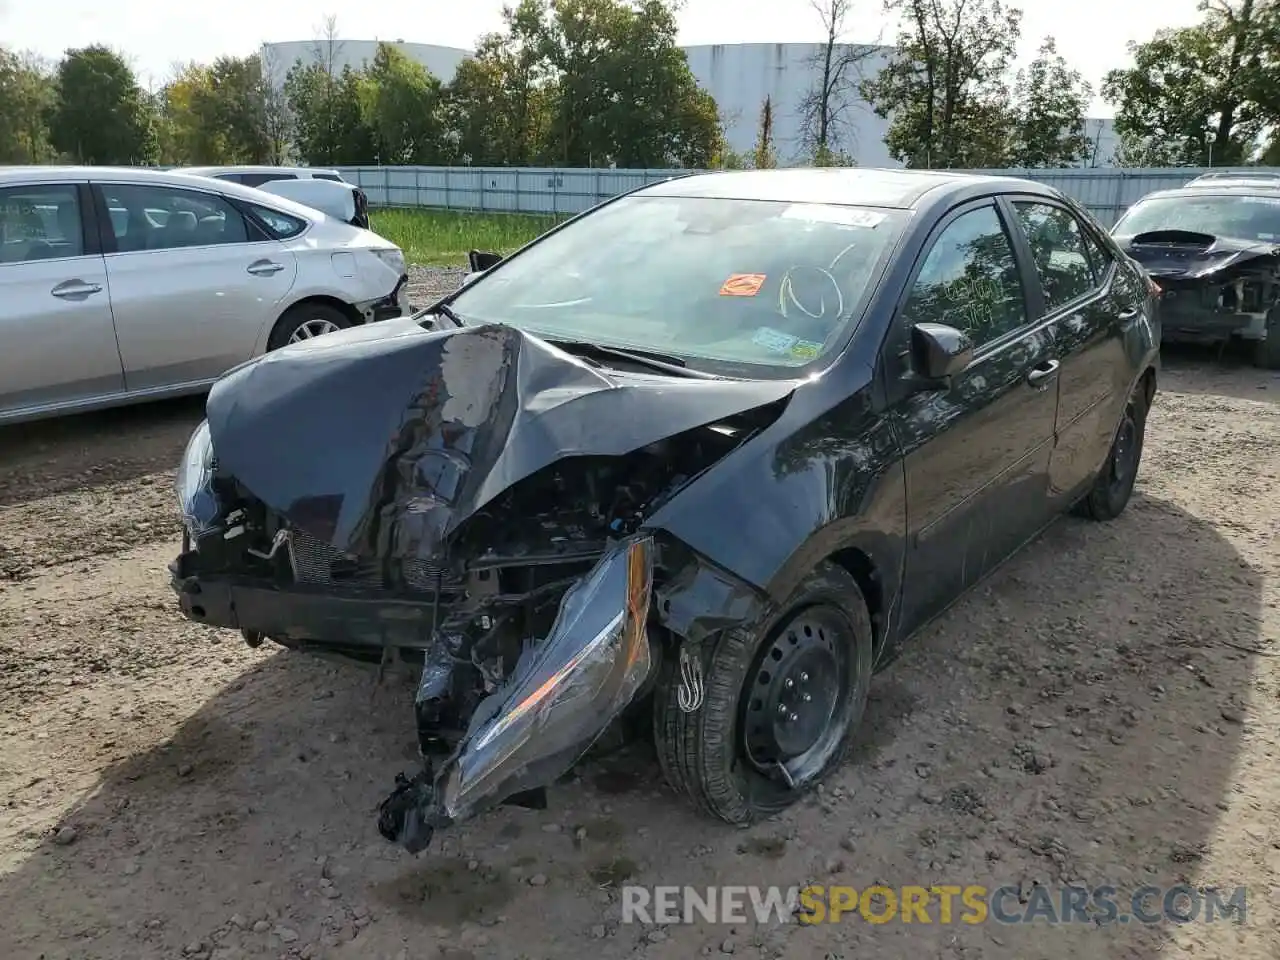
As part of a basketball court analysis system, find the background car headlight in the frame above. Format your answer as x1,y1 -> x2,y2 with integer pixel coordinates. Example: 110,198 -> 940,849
175,420 -> 218,539
437,535 -> 655,821
371,247 -> 406,276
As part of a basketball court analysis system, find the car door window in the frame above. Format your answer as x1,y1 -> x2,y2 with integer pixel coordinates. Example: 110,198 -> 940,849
1011,201 -> 1098,311
902,204 -> 1027,348
0,184 -> 84,263
101,184 -> 249,252
1076,219 -> 1114,279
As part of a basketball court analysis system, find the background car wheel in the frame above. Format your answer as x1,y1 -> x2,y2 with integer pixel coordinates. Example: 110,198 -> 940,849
653,562 -> 873,824
1253,310 -> 1280,369
267,303 -> 354,351
1074,386 -> 1147,522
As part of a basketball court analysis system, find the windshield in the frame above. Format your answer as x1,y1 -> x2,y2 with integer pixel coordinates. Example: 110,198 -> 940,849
1115,193 -> 1280,243
448,195 -> 907,375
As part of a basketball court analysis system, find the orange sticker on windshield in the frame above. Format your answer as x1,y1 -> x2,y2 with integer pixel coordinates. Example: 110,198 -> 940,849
720,273 -> 766,297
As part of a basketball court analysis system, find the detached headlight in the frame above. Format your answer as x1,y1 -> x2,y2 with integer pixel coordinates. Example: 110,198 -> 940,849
371,247 -> 406,276
437,535 -> 656,821
175,420 -> 218,539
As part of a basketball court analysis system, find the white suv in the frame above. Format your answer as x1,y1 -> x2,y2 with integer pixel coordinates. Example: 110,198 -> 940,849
0,166 -> 410,425
173,165 -> 348,187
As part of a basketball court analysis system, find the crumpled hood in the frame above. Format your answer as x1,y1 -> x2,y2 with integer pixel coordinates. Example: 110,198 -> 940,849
1118,229 -> 1280,281
206,320 -> 796,559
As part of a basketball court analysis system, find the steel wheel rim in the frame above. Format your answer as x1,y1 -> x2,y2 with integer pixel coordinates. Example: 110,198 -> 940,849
1109,407 -> 1139,492
739,605 -> 855,785
289,318 -> 341,342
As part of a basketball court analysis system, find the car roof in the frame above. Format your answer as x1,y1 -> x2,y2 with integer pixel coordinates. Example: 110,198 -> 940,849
0,165 -> 329,221
1132,185 -> 1280,202
636,167 -> 1060,209
1186,170 -> 1280,184
176,165 -> 342,177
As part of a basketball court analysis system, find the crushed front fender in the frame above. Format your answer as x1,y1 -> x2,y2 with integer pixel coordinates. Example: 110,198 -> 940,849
378,534 -> 655,852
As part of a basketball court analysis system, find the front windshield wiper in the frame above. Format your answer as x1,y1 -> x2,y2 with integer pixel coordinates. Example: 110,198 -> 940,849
545,339 -> 720,379
416,301 -> 465,327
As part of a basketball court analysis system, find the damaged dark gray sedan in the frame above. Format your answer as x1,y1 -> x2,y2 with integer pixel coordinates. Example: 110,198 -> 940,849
1113,181 -> 1280,367
169,169 -> 1160,852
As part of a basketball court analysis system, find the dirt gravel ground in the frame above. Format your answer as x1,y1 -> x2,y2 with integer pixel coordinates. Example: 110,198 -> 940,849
2,347 -> 1280,960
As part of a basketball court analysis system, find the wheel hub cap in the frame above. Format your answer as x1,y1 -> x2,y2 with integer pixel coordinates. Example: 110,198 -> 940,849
290,318 -> 341,343
744,617 -> 841,765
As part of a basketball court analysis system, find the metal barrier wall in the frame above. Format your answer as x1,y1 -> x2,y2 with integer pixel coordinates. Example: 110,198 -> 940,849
335,165 -> 1272,227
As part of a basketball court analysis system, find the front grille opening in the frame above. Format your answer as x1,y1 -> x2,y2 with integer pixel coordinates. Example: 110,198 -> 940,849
287,527 -> 453,593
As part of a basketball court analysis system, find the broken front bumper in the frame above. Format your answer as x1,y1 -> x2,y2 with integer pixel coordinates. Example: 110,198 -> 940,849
1157,291 -> 1270,344
379,535 -> 655,853
355,273 -> 411,324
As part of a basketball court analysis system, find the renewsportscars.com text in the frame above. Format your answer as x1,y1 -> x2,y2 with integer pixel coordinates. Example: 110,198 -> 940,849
621,884 -> 1248,926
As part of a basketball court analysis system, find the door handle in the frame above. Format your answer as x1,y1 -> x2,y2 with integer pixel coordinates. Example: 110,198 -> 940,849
50,279 -> 103,299
1026,359 -> 1060,389
247,260 -> 285,276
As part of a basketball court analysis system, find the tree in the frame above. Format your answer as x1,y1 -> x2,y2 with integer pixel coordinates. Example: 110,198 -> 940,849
285,60 -> 374,164
535,0 -> 721,167
204,55 -> 273,162
46,45 -> 156,164
860,0 -> 1021,168
283,17 -> 374,164
156,62 -> 224,164
258,45 -> 293,164
1102,0 -> 1276,166
0,49 -> 55,163
1006,37 -> 1092,167
442,2 -> 556,165
797,0 -> 879,163
753,96 -> 778,169
359,44 -> 445,164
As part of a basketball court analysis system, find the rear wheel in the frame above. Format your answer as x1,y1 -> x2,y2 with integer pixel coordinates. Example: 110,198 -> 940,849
267,302 -> 353,351
654,562 -> 873,824
1074,384 -> 1147,522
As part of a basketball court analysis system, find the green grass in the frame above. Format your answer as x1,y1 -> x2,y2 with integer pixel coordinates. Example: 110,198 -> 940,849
370,207 -> 566,266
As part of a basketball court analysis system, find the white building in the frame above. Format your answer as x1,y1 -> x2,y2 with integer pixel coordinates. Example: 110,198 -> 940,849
259,40 -> 470,89
683,42 -> 897,165
261,39 -> 1117,167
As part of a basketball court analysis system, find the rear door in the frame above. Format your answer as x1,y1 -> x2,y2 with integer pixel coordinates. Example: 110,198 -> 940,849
0,181 -> 124,419
1005,197 -> 1137,505
93,180 -> 298,391
883,199 -> 1062,634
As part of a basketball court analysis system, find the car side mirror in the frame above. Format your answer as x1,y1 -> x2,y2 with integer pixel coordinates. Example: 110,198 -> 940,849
468,250 -> 503,272
909,322 -> 973,386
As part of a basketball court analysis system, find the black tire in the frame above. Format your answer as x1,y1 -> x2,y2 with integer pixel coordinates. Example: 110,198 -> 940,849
1253,312 -> 1280,369
1074,385 -> 1147,522
267,302 -> 354,351
653,562 -> 873,824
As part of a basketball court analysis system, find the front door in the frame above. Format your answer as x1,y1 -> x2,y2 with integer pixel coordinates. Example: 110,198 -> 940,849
0,181 -> 124,420
93,181 -> 297,392
881,200 -> 1062,636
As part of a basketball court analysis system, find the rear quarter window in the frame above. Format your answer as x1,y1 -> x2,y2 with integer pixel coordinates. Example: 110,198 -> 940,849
247,204 -> 308,239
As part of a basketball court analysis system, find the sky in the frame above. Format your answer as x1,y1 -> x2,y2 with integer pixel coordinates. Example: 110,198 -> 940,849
0,0 -> 1205,117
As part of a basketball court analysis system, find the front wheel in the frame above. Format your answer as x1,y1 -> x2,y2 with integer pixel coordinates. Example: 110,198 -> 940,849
1253,311 -> 1280,369
653,562 -> 873,824
267,302 -> 353,351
